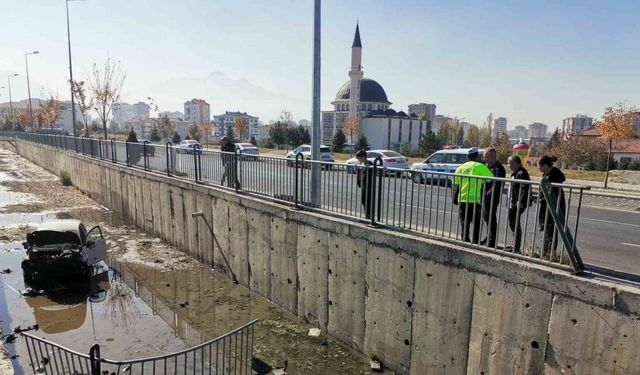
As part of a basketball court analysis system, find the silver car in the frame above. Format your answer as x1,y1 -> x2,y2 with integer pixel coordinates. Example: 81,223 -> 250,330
345,150 -> 409,176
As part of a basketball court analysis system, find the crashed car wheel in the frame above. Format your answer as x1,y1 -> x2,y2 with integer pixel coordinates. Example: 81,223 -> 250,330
21,260 -> 35,283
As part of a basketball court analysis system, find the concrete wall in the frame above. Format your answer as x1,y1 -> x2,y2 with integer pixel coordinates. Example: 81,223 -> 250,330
13,140 -> 640,375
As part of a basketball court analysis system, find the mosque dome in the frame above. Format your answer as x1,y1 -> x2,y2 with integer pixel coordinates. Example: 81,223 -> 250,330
335,78 -> 390,104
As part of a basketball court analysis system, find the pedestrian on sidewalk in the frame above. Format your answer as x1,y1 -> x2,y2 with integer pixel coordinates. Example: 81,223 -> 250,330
220,136 -> 239,189
356,149 -> 375,220
537,155 -> 566,257
481,147 -> 506,247
507,155 -> 531,253
452,147 -> 494,244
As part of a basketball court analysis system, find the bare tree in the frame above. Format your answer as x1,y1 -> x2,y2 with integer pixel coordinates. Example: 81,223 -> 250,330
71,80 -> 93,136
280,110 -> 294,126
342,116 -> 359,155
89,58 -> 126,140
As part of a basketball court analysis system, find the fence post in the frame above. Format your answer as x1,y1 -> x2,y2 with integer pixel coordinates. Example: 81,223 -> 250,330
295,153 -> 303,208
166,141 -> 172,176
374,156 -> 383,224
98,138 -> 103,159
192,144 -> 200,182
234,148 -> 241,193
89,344 -> 101,375
89,137 -> 94,158
111,138 -> 116,163
125,140 -> 130,166
143,141 -> 150,171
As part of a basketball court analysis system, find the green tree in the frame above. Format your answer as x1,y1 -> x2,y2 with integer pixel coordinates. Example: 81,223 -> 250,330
188,122 -> 203,141
494,132 -> 512,162
418,130 -> 441,156
355,135 -> 370,151
464,125 -> 481,147
150,127 -> 160,142
454,124 -> 464,145
225,126 -> 236,142
126,129 -> 138,142
269,121 -> 288,148
332,129 -> 347,152
437,121 -> 453,145
171,132 -> 181,143
286,125 -> 309,147
249,136 -> 257,146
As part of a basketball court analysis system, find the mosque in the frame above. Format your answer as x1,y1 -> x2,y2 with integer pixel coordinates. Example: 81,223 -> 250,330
321,23 -> 434,151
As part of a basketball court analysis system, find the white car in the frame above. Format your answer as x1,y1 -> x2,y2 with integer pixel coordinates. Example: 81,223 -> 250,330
235,143 -> 259,160
345,150 -> 409,176
177,140 -> 201,154
410,147 -> 485,184
22,219 -> 107,282
286,145 -> 334,167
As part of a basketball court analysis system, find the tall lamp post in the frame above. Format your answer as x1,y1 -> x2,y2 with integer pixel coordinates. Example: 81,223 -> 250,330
310,0 -> 321,205
25,51 -> 39,128
66,0 -> 86,136
7,74 -> 19,127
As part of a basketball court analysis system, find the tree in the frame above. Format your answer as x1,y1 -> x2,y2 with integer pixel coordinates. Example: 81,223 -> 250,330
172,132 -> 181,143
269,121 -> 288,148
437,120 -> 453,145
249,136 -> 257,146
225,125 -> 236,142
280,110 -> 294,126
454,124 -> 464,145
418,130 -> 441,156
548,127 -> 561,149
464,124 -> 481,147
342,116 -> 359,155
355,135 -> 370,151
478,112 -> 493,147
234,117 -> 248,141
596,103 -> 638,188
38,95 -> 63,129
156,115 -> 175,139
551,131 -> 603,168
286,125 -> 310,148
494,132 -> 512,162
16,111 -> 30,129
188,122 -> 203,141
150,127 -> 160,142
126,129 -> 138,142
333,129 -> 347,152
71,80 -> 93,136
89,57 -> 126,140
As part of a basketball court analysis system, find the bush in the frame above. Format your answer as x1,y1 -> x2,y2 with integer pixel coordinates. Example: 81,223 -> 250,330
60,170 -> 72,186
629,161 -> 640,171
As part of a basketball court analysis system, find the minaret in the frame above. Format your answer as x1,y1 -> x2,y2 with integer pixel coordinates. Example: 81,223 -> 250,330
348,22 -> 363,120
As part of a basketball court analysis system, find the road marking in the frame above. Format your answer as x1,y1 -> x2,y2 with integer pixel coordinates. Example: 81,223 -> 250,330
582,217 -> 640,228
621,242 -> 640,248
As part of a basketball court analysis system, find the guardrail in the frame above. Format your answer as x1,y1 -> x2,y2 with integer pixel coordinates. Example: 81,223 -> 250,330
8,132 -> 587,273
21,319 -> 257,374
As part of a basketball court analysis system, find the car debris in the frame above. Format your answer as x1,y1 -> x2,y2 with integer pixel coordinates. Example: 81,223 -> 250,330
308,328 -> 321,337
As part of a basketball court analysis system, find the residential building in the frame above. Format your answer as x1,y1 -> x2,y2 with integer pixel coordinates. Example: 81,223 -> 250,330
562,115 -> 593,134
124,118 -> 155,139
212,111 -> 260,139
256,124 -> 274,142
112,102 -> 150,126
509,125 -> 528,140
184,99 -> 211,126
528,122 -> 548,140
360,110 -> 431,152
160,111 -> 184,120
493,117 -> 507,137
407,103 -> 437,124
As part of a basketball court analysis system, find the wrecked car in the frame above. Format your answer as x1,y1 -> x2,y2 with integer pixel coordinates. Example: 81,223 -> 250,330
22,219 -> 107,281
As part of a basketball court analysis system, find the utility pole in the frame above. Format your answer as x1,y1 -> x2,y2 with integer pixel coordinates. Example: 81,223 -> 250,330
310,0 -> 321,205
66,0 -> 78,136
7,74 -> 18,127
25,51 -> 39,128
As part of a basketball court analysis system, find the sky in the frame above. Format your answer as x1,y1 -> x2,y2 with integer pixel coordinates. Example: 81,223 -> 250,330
1,0 -> 639,129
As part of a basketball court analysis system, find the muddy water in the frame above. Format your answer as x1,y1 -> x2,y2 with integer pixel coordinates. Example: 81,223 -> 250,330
0,149 -> 392,374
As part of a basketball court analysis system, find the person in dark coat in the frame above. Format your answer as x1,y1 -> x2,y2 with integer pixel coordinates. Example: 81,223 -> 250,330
356,149 -> 375,220
537,155 -> 566,257
481,147 -> 506,247
220,136 -> 239,188
507,155 -> 531,253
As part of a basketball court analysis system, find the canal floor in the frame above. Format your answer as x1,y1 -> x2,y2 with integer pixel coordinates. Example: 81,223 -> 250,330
0,147 -> 392,374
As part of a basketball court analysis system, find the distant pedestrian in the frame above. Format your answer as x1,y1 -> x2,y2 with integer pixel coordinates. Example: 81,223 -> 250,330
220,136 -> 239,188
537,155 -> 566,257
356,149 -> 375,220
452,147 -> 494,244
481,147 -> 506,247
507,155 -> 531,253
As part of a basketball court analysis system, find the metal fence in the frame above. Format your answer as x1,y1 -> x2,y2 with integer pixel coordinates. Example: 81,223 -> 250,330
10,132 -> 587,273
21,319 -> 257,375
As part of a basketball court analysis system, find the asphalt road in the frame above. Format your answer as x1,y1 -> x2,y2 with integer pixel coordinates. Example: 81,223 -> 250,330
140,151 -> 640,275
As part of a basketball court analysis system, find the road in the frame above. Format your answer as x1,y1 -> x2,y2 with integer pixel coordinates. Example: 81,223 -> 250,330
110,147 -> 640,275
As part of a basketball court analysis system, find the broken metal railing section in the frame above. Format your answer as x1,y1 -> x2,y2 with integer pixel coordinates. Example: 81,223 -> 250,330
21,319 -> 258,375
16,133 -> 587,273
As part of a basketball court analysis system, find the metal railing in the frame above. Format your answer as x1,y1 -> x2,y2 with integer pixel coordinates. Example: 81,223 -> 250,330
12,133 -> 587,272
21,319 -> 257,375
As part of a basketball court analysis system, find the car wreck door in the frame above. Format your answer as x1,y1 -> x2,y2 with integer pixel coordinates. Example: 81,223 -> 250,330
84,226 -> 107,265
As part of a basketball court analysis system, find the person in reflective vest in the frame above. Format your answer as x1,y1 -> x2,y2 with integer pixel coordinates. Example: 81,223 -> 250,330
452,147 -> 494,244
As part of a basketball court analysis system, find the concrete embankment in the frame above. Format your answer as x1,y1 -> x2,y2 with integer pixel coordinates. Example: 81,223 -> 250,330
10,140 -> 640,375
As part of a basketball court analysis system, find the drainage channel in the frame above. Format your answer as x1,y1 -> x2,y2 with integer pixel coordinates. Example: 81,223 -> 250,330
0,147 -> 392,374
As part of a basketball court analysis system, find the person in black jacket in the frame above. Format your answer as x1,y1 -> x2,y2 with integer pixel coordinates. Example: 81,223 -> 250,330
537,155 -> 566,257
507,155 -> 530,253
481,147 -> 506,247
356,149 -> 375,220
220,136 -> 239,188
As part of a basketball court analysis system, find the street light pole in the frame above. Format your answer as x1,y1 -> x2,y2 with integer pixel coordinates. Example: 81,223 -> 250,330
7,74 -> 18,127
310,0 -> 321,205
25,51 -> 39,128
66,0 -> 77,136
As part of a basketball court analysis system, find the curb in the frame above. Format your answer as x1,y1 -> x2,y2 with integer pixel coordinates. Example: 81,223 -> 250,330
582,190 -> 640,201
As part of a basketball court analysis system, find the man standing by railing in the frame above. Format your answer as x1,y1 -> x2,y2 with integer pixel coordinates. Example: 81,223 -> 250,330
507,155 -> 531,253
481,147 -> 506,247
356,149 -> 375,220
452,147 -> 493,244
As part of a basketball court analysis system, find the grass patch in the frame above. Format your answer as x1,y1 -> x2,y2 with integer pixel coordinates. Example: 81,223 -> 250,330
59,170 -> 72,186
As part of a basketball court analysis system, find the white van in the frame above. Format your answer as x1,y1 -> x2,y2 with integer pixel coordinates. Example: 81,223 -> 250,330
410,148 -> 484,184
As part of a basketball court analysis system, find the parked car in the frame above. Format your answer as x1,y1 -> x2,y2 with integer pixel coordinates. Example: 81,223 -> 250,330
177,140 -> 201,154
285,144 -> 334,169
410,147 -> 484,184
345,150 -> 409,176
21,219 -> 107,282
136,139 -> 155,157
235,143 -> 259,160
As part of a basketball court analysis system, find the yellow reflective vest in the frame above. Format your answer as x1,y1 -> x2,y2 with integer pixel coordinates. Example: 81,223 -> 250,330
453,161 -> 494,203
